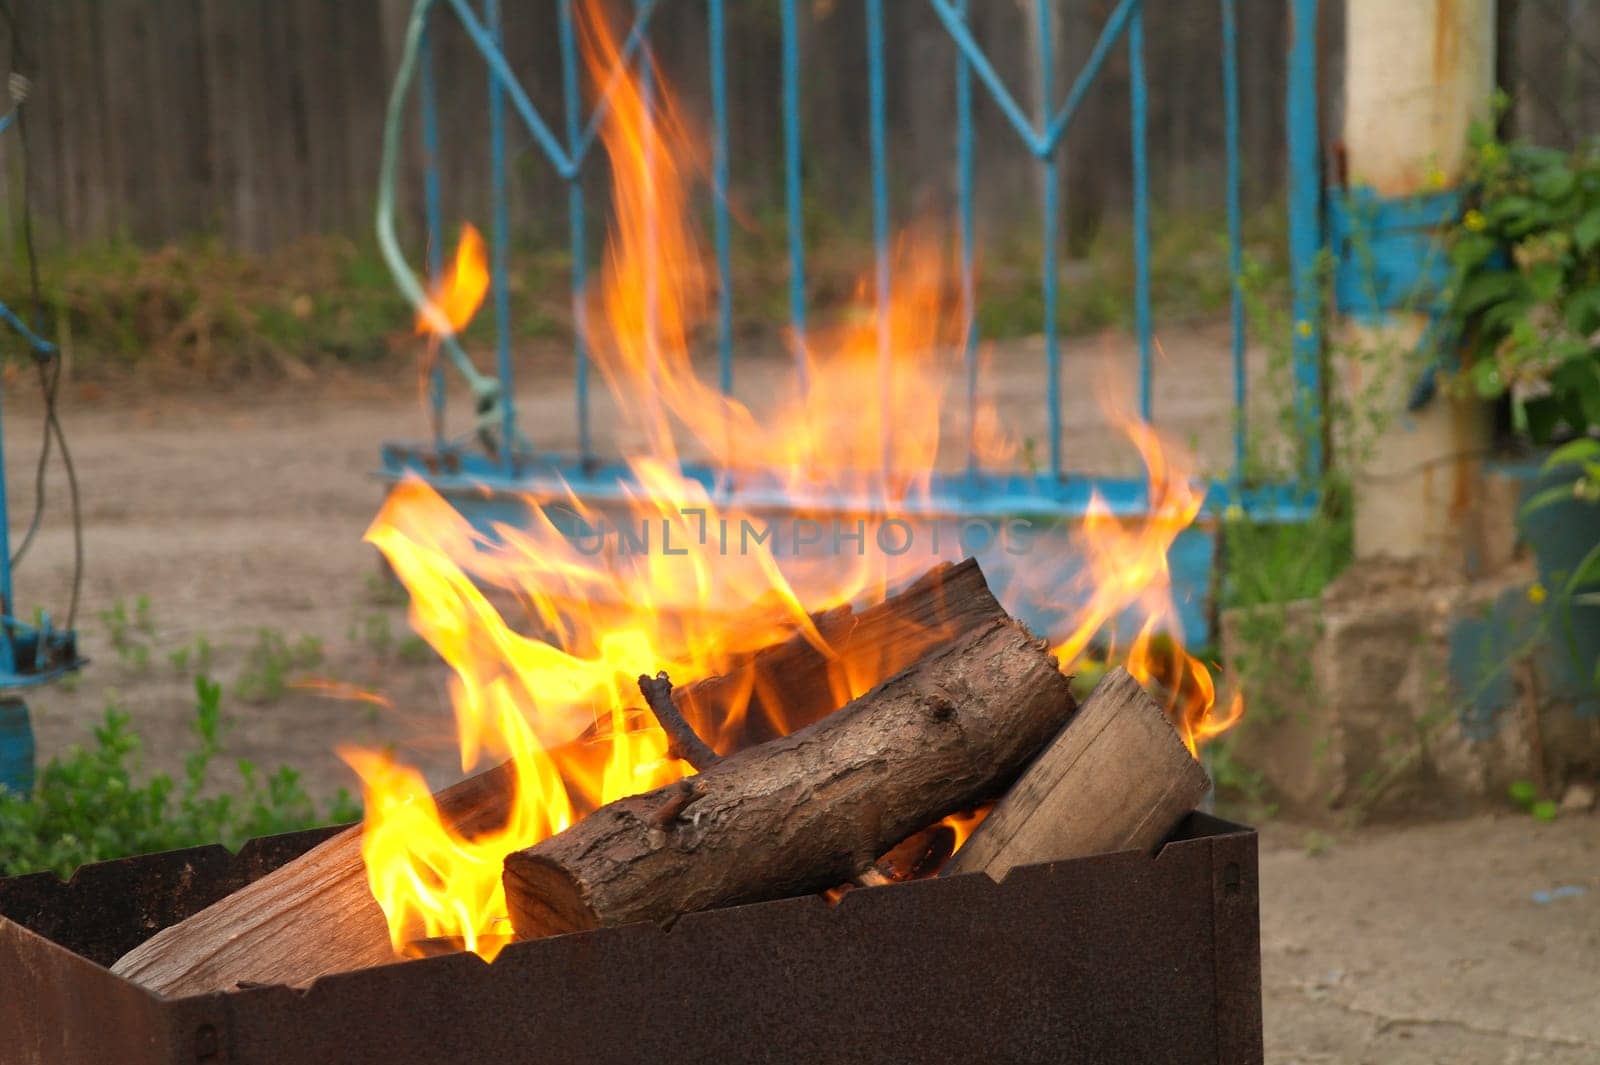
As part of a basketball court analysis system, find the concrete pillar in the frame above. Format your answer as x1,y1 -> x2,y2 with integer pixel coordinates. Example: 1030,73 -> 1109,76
1342,1 -> 1497,573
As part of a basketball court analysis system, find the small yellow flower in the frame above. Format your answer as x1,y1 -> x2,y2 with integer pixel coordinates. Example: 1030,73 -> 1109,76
1224,503 -> 1245,523
1528,581 -> 1548,605
1464,209 -> 1486,232
1295,320 -> 1313,339
1429,167 -> 1448,189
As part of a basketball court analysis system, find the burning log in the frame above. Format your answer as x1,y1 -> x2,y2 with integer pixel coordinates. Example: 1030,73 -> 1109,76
109,760 -> 518,997
110,558 -> 1008,995
678,555 -> 1007,749
941,666 -> 1211,882
501,618 -> 1075,940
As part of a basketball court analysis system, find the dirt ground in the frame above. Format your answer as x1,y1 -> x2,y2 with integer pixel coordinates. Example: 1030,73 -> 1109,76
3,332 -> 1597,1063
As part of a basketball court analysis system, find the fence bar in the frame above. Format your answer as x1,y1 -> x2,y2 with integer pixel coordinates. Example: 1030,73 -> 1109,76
446,0 -> 571,175
1222,0 -> 1246,480
559,0 -> 592,463
1129,4 -> 1153,423
1286,0 -> 1323,483
781,0 -> 808,385
418,17 -> 446,444
1042,0 -> 1140,152
1037,0 -> 1062,481
867,0 -> 892,474
955,0 -> 978,480
927,0 -> 1043,156
484,0 -> 515,466
573,0 -> 658,169
709,0 -> 734,398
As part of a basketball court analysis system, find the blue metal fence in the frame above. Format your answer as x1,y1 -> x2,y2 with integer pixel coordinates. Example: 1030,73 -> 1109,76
377,0 -> 1327,643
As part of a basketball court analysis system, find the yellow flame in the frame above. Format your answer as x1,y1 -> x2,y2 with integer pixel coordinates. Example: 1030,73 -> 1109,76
415,223 -> 489,337
345,0 -> 1241,960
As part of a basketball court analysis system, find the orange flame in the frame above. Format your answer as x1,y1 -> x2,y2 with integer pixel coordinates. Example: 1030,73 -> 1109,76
415,223 -> 489,337
1045,405 -> 1242,756
345,0 -> 1240,960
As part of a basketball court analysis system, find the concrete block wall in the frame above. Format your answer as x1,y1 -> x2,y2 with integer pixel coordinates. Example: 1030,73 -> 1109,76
1221,560 -> 1600,820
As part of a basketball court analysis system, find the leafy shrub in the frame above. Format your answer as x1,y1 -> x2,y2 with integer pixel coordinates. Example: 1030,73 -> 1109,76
1448,118 -> 1600,442
0,676 -> 358,878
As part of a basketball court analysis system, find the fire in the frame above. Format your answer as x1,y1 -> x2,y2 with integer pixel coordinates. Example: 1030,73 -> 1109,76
344,0 -> 1240,960
1047,407 -> 1244,756
415,222 -> 488,337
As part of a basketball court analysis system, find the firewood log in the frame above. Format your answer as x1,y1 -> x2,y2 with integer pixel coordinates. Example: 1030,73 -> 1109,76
502,618 -> 1076,940
941,666 -> 1210,882
111,559 -> 1005,995
110,761 -> 516,997
680,556 -> 1006,749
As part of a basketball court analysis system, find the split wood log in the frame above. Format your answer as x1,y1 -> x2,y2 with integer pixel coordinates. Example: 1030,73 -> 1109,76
679,556 -> 1006,750
941,666 -> 1210,882
111,558 -> 1005,995
501,618 -> 1076,940
110,760 -> 518,997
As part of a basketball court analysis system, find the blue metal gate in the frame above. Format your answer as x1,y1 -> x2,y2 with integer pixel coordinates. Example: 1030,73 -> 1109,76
376,0 -> 1325,646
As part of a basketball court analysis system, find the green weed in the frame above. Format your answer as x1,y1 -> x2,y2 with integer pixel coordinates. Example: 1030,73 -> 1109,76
167,636 -> 215,678
97,596 -> 157,672
0,675 -> 359,878
234,629 -> 325,705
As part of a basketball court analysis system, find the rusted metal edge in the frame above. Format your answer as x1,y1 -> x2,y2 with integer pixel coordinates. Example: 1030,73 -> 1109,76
1,814 -> 1261,1065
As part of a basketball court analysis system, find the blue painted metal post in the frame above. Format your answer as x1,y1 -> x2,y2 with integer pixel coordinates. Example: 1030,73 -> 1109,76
0,698 -> 33,796
927,0 -> 1045,154
484,0 -> 515,468
1222,0 -> 1246,480
445,0 -> 572,186
780,0 -> 808,388
709,0 -> 734,399
638,0 -> 660,389
1129,4 -> 1153,424
955,0 -> 978,480
866,0 -> 892,476
0,354 -> 15,681
559,0 -> 593,464
1036,0 -> 1062,482
1286,0 -> 1323,484
419,17 -> 447,443
1042,0 -> 1142,152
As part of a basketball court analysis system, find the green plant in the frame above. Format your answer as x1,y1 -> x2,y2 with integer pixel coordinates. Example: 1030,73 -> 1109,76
234,628 -> 324,705
167,635 -> 215,677
397,634 -> 434,666
1301,830 -> 1334,857
354,612 -> 394,659
1508,778 -> 1559,822
97,596 -> 157,672
0,676 -> 359,878
1521,439 -> 1600,692
1446,116 -> 1600,442
363,567 -> 410,607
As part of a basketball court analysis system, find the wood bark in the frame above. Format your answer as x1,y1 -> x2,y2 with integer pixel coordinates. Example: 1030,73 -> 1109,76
111,559 -> 1003,994
502,618 -> 1076,940
941,667 -> 1210,882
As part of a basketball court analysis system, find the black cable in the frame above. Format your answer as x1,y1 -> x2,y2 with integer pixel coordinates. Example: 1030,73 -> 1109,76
3,3 -> 84,632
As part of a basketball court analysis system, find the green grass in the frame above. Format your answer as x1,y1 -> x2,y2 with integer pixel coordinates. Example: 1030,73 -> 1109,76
3,203 -> 1290,380
234,629 -> 325,705
0,676 -> 359,878
1220,480 -> 1354,611
974,204 -> 1290,339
